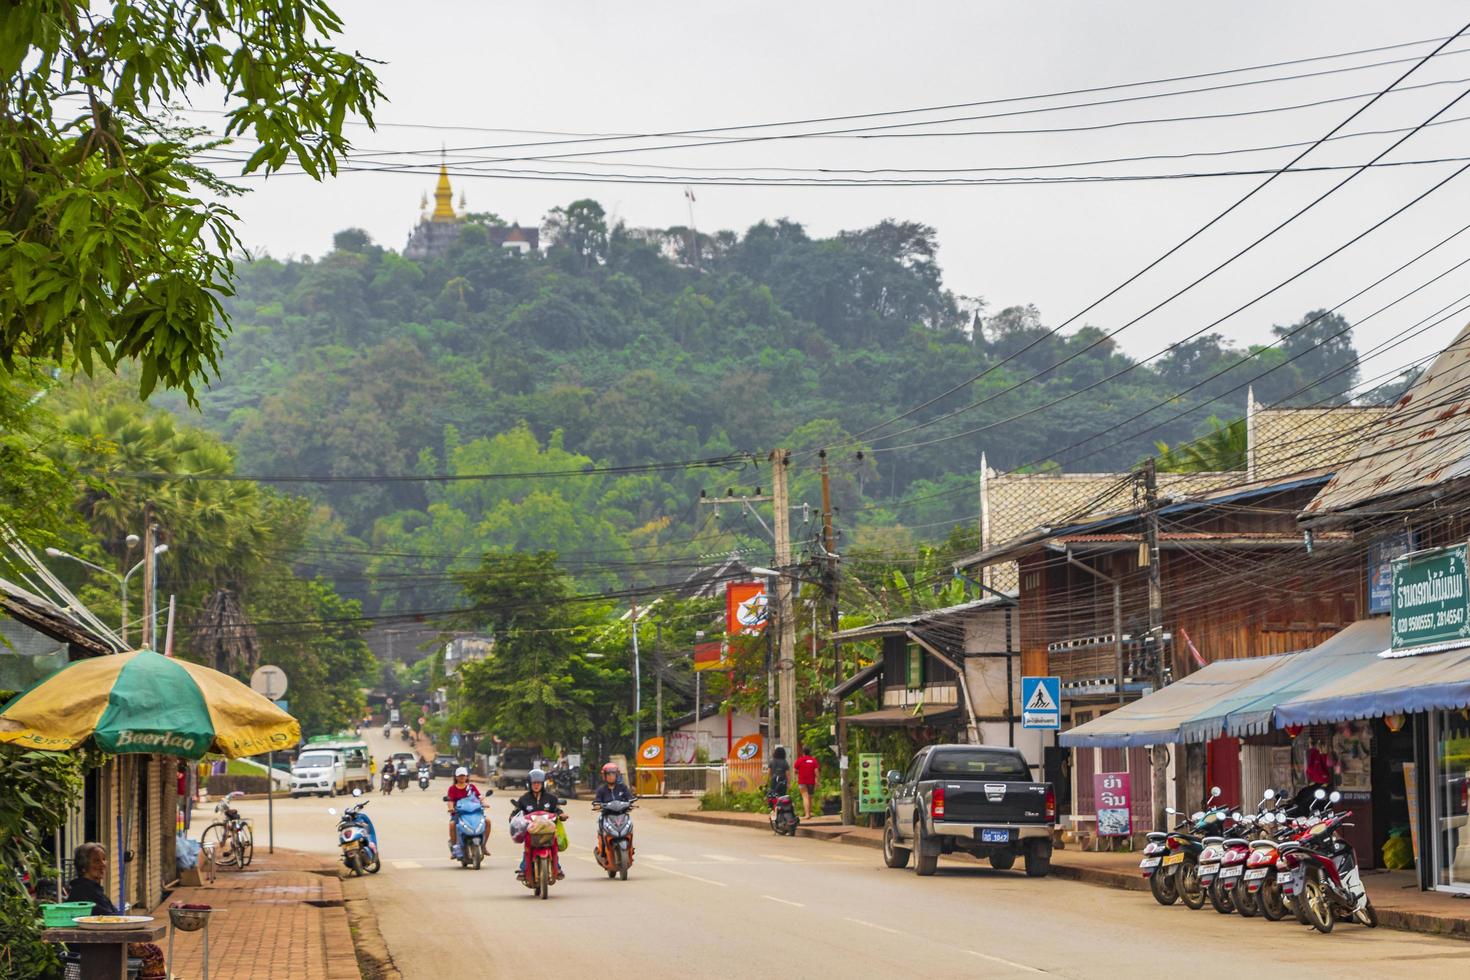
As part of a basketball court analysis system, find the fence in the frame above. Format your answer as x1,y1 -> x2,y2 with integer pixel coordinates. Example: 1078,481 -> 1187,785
632,762 -> 772,797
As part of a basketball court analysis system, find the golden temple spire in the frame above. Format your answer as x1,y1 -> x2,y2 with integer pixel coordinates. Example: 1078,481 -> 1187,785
431,149 -> 456,222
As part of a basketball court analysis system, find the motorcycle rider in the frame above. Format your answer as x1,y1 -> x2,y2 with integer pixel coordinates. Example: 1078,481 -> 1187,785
512,768 -> 565,880
593,762 -> 632,805
446,766 -> 483,859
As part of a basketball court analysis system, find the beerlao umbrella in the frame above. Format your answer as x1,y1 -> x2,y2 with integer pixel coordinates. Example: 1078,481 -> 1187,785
0,648 -> 299,759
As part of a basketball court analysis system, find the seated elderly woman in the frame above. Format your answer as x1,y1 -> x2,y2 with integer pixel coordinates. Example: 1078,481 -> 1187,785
65,842 -> 119,916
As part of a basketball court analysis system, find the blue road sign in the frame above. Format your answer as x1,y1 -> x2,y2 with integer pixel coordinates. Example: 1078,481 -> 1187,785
1021,676 -> 1061,729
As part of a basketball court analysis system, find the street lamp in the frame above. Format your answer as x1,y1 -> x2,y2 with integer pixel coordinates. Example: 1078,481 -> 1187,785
45,543 -> 168,644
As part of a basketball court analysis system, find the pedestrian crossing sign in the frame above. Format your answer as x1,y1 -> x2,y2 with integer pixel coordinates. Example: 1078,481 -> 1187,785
1021,676 -> 1061,729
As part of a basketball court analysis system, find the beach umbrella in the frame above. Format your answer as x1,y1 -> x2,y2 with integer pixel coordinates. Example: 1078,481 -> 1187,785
0,648 -> 299,759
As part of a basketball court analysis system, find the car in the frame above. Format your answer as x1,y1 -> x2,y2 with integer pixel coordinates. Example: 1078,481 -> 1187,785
390,751 -> 416,771
290,748 -> 346,797
432,756 -> 463,778
494,746 -> 537,790
882,744 -> 1056,878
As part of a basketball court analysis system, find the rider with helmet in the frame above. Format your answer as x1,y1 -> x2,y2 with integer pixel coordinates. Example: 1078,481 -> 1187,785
446,766 -> 483,858
511,768 -> 565,880
593,762 -> 633,805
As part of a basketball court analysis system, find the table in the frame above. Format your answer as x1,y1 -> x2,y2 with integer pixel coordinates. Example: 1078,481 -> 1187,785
42,921 -> 168,980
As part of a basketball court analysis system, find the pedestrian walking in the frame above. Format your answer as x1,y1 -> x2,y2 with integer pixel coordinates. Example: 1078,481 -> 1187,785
794,750 -> 819,819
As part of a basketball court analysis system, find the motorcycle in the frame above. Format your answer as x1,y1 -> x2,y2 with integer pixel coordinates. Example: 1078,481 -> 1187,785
1140,787 -> 1223,907
449,792 -> 489,869
400,725 -> 411,741
395,763 -> 411,791
383,724 -> 392,739
418,764 -> 431,791
594,798 -> 636,880
381,767 -> 395,795
331,790 -> 381,876
766,784 -> 799,836
549,764 -> 577,800
517,809 -> 563,899
1279,790 -> 1377,934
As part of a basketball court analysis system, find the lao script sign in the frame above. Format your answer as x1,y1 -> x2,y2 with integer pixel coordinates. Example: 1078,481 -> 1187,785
1390,543 -> 1470,654
1092,771 -> 1132,837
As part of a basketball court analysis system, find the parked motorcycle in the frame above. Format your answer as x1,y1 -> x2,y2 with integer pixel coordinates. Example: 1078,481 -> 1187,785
448,792 -> 489,869
594,798 -> 636,880
765,784 -> 800,836
1278,790 -> 1376,934
548,764 -> 577,800
517,809 -> 562,899
1140,787 -> 1223,907
418,764 -> 432,791
331,790 -> 381,876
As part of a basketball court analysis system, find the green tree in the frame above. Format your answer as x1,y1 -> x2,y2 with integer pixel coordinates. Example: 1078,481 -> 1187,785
0,1 -> 381,399
1154,415 -> 1247,473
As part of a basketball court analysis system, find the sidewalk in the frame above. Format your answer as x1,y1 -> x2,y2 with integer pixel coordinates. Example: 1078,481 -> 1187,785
151,849 -> 361,980
667,809 -> 1470,940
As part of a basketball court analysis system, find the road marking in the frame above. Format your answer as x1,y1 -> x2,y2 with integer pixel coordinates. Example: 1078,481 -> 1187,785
643,853 -> 674,862
762,894 -> 805,907
392,861 -> 422,869
701,853 -> 741,862
644,863 -> 728,887
963,950 -> 1046,975
760,853 -> 805,863
843,917 -> 901,935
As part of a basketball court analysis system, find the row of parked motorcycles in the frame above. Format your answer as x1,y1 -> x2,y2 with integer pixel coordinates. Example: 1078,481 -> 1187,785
1139,786 -> 1376,934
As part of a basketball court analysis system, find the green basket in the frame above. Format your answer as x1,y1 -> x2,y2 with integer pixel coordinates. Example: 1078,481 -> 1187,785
40,902 -> 95,927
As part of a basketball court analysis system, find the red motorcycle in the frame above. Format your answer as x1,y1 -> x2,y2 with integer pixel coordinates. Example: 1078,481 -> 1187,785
1276,791 -> 1377,934
518,809 -> 563,900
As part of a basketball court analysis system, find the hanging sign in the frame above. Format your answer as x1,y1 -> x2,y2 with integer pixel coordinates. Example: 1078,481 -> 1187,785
726,581 -> 769,636
1390,543 -> 1470,655
693,639 -> 726,672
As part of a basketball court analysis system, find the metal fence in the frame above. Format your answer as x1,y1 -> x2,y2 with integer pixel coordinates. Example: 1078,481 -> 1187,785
631,762 -> 772,797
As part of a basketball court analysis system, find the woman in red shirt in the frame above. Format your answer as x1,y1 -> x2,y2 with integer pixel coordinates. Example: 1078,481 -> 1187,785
794,752 -> 819,819
446,767 -> 483,857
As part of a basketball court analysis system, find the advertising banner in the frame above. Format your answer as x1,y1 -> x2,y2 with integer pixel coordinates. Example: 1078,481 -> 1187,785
726,581 -> 769,636
727,734 -> 764,792
858,753 -> 888,814
635,736 -> 665,796
693,639 -> 726,672
1093,772 -> 1132,836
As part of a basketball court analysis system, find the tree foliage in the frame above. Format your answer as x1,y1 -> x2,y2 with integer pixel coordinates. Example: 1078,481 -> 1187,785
0,0 -> 381,399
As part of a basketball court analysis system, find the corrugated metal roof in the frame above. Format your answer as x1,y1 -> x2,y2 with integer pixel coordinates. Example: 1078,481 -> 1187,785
830,592 -> 1016,642
1304,322 -> 1470,520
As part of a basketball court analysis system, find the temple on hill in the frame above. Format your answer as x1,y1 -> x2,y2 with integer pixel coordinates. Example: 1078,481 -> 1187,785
403,158 -> 541,260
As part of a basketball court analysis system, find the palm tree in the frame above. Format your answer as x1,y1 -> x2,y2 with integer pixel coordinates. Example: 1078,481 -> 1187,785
1154,416 -> 1246,472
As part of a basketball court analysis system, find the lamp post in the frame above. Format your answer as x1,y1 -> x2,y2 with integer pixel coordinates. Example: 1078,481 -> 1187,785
45,539 -> 168,645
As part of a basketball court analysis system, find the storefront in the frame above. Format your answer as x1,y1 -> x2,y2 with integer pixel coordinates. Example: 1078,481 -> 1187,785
1429,709 -> 1470,892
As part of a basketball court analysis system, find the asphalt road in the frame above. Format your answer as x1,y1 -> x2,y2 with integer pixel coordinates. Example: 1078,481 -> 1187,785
242,735 -> 1470,979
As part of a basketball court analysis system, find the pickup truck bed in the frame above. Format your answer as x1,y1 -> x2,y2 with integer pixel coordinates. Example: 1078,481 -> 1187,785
883,744 -> 1055,878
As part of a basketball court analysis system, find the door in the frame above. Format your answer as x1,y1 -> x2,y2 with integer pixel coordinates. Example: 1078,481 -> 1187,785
892,750 -> 926,835
1206,737 -> 1242,807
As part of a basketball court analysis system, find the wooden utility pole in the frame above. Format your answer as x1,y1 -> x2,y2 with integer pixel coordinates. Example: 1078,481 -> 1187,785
771,449 -> 797,755
655,624 -> 663,739
140,505 -> 156,649
819,451 -> 840,687
1142,457 -> 1168,833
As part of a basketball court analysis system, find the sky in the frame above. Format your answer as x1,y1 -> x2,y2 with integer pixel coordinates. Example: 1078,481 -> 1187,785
202,0 -> 1470,392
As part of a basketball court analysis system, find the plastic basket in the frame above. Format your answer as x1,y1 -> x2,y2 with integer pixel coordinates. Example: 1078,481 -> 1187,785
40,902 -> 95,927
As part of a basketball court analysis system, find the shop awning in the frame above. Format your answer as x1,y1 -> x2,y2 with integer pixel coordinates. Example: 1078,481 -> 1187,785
1179,619 -> 1389,741
1275,643 -> 1470,726
1059,654 -> 1293,748
843,704 -> 959,728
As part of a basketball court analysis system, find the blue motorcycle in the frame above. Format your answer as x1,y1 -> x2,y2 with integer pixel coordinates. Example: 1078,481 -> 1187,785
450,793 -> 489,869
332,790 -> 381,876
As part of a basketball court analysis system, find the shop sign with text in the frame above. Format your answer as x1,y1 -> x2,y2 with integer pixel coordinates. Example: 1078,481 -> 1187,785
1391,543 -> 1470,654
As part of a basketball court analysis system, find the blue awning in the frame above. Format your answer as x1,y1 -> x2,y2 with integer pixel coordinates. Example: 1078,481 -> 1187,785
1059,655 -> 1291,748
1178,619 -> 1389,741
1275,642 -> 1470,726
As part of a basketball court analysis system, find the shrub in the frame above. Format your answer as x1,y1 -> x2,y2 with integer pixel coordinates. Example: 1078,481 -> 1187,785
698,787 -> 768,813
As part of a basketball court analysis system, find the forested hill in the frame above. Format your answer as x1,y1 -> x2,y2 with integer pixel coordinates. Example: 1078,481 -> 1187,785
175,201 -> 1366,612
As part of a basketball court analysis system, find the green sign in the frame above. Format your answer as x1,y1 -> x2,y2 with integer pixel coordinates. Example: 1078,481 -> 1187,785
857,752 -> 888,814
1391,544 -> 1470,653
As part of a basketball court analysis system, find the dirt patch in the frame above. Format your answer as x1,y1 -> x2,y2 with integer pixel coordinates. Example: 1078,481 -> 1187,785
341,875 -> 402,980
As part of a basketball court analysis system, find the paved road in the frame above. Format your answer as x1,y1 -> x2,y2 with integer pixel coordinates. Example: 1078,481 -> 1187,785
240,736 -> 1470,978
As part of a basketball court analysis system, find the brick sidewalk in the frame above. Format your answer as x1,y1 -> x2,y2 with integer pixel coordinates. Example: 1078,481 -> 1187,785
151,849 -> 360,980
668,808 -> 1470,940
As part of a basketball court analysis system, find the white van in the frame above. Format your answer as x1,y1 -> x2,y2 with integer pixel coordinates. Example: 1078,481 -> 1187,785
291,748 -> 346,797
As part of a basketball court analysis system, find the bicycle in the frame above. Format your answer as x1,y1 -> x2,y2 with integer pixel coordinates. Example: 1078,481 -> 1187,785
200,791 -> 253,869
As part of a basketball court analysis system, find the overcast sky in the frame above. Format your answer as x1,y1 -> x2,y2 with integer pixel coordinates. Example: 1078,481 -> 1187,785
206,0 -> 1470,390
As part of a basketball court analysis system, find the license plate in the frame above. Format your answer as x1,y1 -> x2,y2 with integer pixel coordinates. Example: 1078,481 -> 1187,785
979,828 -> 1010,843
1138,857 -> 1161,869
1244,868 -> 1267,880
1199,863 -> 1219,878
1162,852 -> 1185,866
1220,865 -> 1242,877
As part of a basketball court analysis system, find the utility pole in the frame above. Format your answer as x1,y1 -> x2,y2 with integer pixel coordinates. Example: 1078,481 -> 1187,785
655,624 -> 663,739
631,600 -> 642,753
1142,458 -> 1168,833
140,505 -> 156,649
819,451 -> 840,688
771,449 -> 797,755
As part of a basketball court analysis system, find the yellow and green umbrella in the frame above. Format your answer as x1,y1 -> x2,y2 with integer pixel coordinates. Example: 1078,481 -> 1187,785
0,649 -> 299,759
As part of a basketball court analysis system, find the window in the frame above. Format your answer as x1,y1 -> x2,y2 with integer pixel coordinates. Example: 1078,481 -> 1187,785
296,753 -> 335,769
927,749 -> 1030,779
906,647 -> 924,690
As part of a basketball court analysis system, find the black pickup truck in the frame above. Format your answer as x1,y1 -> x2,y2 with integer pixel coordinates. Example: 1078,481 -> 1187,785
882,744 -> 1055,877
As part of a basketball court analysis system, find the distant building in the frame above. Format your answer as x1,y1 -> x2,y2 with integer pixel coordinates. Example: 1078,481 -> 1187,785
403,159 -> 540,260
444,635 -> 493,674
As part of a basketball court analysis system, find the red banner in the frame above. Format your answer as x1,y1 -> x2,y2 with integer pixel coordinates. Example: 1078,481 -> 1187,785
726,581 -> 769,636
1093,771 -> 1132,837
693,640 -> 725,673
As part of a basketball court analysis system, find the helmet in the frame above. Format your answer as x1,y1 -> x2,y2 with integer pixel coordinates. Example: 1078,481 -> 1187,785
528,768 -> 546,784
454,766 -> 469,777
602,762 -> 620,777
